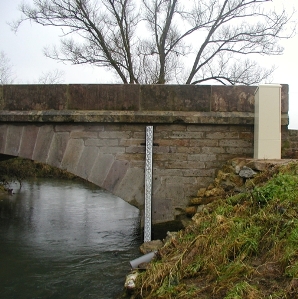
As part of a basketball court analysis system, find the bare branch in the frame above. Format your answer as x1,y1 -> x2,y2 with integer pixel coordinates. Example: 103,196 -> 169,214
13,0 -> 297,85
37,68 -> 65,84
0,51 -> 15,84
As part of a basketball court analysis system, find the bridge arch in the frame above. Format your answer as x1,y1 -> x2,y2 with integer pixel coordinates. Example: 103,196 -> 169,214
0,123 -> 145,210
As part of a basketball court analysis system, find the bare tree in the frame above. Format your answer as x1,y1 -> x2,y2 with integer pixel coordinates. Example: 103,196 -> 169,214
0,51 -> 15,84
37,69 -> 65,84
13,0 -> 296,85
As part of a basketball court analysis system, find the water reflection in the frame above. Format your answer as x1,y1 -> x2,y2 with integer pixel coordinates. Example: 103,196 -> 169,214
0,179 -> 141,299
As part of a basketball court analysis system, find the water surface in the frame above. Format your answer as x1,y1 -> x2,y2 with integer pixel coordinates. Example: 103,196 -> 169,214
0,179 -> 141,299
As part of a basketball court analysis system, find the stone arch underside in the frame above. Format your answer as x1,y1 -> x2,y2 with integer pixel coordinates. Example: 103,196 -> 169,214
0,123 -> 146,210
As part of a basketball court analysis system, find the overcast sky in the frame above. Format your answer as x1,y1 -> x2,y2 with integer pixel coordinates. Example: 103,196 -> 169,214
0,0 -> 297,129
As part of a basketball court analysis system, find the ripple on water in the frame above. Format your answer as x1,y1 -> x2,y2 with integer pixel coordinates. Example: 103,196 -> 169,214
0,179 -> 142,299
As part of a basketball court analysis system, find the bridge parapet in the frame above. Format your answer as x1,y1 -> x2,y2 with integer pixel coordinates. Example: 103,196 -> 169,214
0,84 -> 289,125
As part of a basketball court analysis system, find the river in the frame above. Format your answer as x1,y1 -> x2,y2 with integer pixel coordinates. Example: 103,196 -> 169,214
0,178 -> 142,299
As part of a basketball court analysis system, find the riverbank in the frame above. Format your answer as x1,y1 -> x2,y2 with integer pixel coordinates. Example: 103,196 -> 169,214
129,159 -> 298,298
0,157 -> 86,192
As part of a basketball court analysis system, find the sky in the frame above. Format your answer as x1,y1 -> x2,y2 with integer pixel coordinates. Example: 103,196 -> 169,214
0,0 -> 297,129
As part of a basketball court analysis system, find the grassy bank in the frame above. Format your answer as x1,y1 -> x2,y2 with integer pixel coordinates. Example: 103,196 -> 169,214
132,161 -> 298,298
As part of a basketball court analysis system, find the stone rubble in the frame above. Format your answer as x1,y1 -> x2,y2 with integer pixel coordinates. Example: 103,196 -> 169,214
187,158 -> 296,217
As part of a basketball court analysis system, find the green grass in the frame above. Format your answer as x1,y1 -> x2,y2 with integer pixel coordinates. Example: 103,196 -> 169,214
133,161 -> 298,299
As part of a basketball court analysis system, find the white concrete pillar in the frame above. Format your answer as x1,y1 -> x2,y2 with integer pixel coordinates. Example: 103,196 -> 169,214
254,84 -> 281,159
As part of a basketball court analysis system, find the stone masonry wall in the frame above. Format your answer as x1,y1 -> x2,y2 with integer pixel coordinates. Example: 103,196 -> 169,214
0,83 -> 296,224
151,124 -> 254,223
0,122 -> 254,224
282,128 -> 298,159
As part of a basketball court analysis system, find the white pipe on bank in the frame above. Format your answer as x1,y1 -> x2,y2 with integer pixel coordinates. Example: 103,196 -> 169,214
129,251 -> 157,269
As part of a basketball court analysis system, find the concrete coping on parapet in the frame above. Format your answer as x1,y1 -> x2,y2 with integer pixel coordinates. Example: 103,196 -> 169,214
0,110 -> 289,126
254,84 -> 282,95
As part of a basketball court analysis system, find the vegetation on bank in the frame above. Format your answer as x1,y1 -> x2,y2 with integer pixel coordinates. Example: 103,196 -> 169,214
0,157 -> 81,190
132,161 -> 298,298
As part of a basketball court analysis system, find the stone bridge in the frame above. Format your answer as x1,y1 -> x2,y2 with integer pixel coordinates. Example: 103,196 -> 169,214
0,84 -> 297,224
